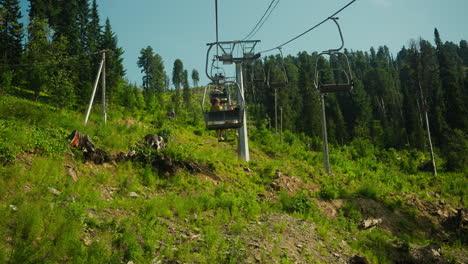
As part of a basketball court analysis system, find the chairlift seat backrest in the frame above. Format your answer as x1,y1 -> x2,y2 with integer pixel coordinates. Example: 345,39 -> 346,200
269,82 -> 288,89
205,108 -> 243,130
319,82 -> 353,93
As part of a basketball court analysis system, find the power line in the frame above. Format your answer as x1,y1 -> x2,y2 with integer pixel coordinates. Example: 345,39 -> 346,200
242,0 -> 279,41
260,0 -> 358,53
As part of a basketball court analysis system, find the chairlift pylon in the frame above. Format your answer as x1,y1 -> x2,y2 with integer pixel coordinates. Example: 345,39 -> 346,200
314,17 -> 354,94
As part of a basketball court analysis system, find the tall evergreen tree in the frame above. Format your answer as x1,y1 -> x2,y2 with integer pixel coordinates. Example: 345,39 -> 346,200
172,59 -> 183,91
100,18 -> 125,104
137,45 -> 165,103
53,0 -> 80,55
0,0 -> 23,68
434,28 -> 467,130
88,0 -> 101,54
172,59 -> 184,106
182,69 -> 190,106
191,69 -> 199,87
24,18 -> 50,100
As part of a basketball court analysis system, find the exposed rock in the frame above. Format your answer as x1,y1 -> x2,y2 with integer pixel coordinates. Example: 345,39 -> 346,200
409,243 -> 449,264
9,204 -> 18,212
48,187 -> 61,196
66,165 -> 78,182
23,185 -> 32,193
144,134 -> 166,151
359,218 -> 382,230
81,236 -> 92,246
129,192 -> 139,198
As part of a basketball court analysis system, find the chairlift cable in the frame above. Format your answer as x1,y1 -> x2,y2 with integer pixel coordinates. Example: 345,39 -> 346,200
259,0 -> 357,53
242,0 -> 279,41
248,0 -> 280,41
215,0 -> 220,68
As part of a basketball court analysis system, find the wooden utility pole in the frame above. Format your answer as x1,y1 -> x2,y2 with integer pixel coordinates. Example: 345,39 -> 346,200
419,82 -> 437,176
84,50 -> 111,125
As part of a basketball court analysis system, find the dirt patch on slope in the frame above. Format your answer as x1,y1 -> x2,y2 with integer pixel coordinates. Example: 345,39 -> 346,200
270,170 -> 303,195
236,213 -> 352,264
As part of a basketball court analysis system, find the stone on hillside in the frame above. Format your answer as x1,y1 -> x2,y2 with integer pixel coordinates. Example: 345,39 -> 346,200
129,192 -> 139,198
48,187 -> 61,196
359,218 -> 382,230
144,134 -> 166,151
9,204 -> 18,212
66,165 -> 78,182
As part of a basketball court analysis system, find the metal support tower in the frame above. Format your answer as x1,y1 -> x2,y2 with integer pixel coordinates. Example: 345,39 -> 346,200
206,40 -> 260,162
320,94 -> 330,174
236,63 -> 250,161
102,52 -> 107,125
275,88 -> 278,134
280,106 -> 283,144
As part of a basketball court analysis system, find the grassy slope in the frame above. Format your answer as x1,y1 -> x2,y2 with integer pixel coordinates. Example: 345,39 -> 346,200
0,94 -> 466,263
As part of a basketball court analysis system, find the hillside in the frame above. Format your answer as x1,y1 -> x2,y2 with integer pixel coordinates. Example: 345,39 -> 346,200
0,94 -> 466,264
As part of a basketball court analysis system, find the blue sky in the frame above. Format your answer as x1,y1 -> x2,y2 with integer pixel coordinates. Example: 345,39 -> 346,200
18,0 -> 468,87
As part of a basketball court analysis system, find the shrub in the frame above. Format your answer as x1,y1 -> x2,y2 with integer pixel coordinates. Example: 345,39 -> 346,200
349,138 -> 376,159
354,184 -> 378,200
0,141 -> 15,165
319,184 -> 340,200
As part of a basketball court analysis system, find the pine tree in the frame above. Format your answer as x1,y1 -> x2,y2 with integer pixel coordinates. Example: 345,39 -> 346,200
24,18 -> 51,100
191,69 -> 199,87
172,59 -> 184,106
74,0 -> 93,105
137,46 -> 165,103
53,0 -> 80,55
434,28 -> 467,130
182,69 -> 190,107
100,18 -> 125,105
0,0 -> 23,67
88,0 -> 101,54
48,36 -> 76,108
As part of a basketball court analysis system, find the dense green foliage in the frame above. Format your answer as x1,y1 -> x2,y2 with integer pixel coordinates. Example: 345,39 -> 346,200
1,1 -> 466,171
0,95 -> 466,263
0,2 -> 466,262
246,33 -> 468,172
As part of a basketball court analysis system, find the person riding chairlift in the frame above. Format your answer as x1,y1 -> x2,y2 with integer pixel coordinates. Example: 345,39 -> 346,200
210,98 -> 225,141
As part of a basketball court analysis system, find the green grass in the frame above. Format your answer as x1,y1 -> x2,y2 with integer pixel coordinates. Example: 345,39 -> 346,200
0,94 -> 466,263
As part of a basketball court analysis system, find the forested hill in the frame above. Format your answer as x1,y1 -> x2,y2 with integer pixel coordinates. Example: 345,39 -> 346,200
1,0 -> 468,263
246,34 -> 468,172
1,1 -> 467,171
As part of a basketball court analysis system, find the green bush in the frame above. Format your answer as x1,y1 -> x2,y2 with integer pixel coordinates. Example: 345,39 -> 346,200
354,185 -> 378,200
280,191 -> 317,217
444,129 -> 468,172
349,138 -> 376,159
319,184 -> 340,200
0,141 -> 15,165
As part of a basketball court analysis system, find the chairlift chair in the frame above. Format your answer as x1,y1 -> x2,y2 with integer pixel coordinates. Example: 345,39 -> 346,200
267,48 -> 289,89
250,61 -> 266,86
313,17 -> 353,94
201,81 -> 245,130
314,52 -> 354,93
